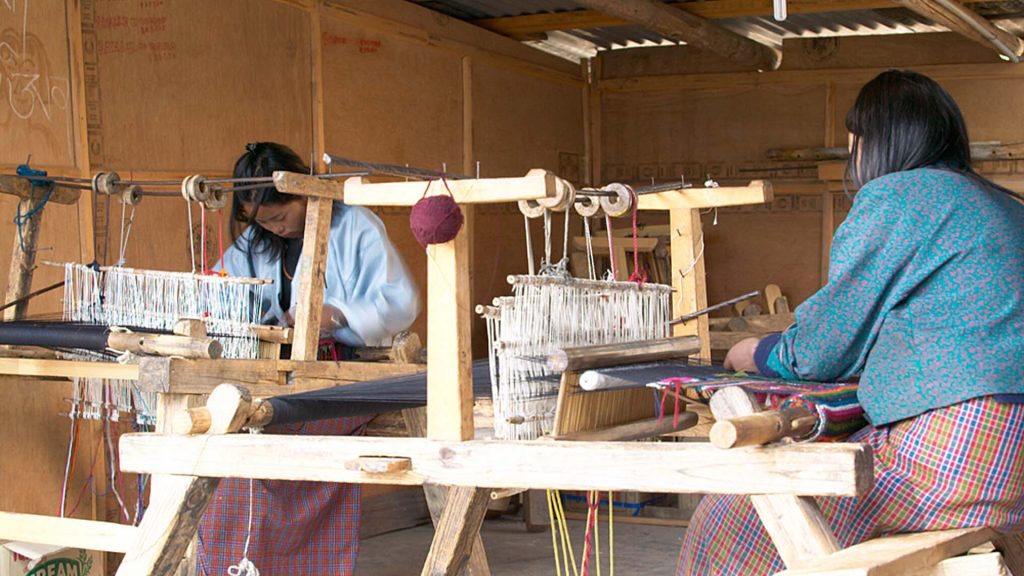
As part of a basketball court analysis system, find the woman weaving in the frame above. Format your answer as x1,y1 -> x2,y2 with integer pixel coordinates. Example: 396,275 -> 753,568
679,70 -> 1024,574
199,142 -> 419,575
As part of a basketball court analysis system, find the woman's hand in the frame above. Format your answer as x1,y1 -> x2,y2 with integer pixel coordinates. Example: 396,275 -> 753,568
282,305 -> 347,335
723,336 -> 761,373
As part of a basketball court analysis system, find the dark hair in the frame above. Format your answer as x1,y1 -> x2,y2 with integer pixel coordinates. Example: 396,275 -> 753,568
230,142 -> 309,262
845,69 -> 1021,201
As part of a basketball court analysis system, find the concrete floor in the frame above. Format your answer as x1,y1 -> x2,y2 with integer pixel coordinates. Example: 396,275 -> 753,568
356,515 -> 686,575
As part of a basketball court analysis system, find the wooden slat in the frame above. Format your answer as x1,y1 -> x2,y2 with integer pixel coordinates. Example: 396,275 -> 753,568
910,553 -> 1010,576
0,512 -> 136,553
636,181 -> 772,211
342,170 -> 558,207
119,434 -> 873,497
776,527 -> 999,575
573,0 -> 780,71
0,358 -> 139,380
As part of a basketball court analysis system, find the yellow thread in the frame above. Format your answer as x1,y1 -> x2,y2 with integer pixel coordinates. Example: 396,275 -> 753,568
548,489 -> 563,576
608,490 -> 615,576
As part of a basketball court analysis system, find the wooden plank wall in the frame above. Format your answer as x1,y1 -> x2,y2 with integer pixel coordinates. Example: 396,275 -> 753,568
0,0 -> 583,541
596,32 -> 1023,308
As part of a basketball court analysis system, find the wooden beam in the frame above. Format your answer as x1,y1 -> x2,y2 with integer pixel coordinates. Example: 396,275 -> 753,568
776,527 -> 999,575
533,0 -> 780,70
119,434 -> 873,497
473,0 -> 997,38
0,512 -> 136,553
272,171 -> 346,200
342,170 -> 559,207
0,358 -> 138,380
894,0 -> 1024,61
0,175 -> 80,204
636,181 -> 773,211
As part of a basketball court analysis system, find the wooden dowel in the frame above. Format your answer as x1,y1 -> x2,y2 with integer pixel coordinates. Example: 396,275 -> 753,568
251,324 -> 293,344
547,335 -> 700,372
710,404 -> 817,449
490,488 -> 527,500
554,413 -> 699,442
173,384 -> 275,435
107,332 -> 222,359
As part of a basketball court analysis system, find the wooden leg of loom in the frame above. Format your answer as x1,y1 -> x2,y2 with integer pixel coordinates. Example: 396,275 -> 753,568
709,387 -> 840,570
523,490 -> 549,533
421,486 -> 493,576
404,407 -> 491,575
5,196 -> 42,321
114,475 -> 220,576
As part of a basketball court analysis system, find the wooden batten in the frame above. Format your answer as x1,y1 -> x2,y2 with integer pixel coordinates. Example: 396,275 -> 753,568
272,171 -> 346,200
342,170 -> 560,207
0,176 -> 81,205
119,434 -> 873,497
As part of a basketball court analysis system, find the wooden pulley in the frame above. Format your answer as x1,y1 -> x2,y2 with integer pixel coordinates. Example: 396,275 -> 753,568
91,171 -> 121,196
599,183 -> 633,218
203,186 -> 228,211
573,194 -> 602,218
120,184 -> 142,206
517,198 -> 545,218
180,174 -> 211,202
537,179 -> 575,212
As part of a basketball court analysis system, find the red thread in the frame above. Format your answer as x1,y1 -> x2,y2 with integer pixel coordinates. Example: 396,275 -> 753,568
627,185 -> 647,285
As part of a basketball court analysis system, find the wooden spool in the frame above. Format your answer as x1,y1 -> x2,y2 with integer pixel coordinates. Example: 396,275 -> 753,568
92,171 -> 121,196
573,194 -> 602,217
517,198 -> 545,218
121,185 -> 142,206
537,179 -> 574,212
599,183 -> 632,218
181,175 -> 211,203
106,331 -> 223,359
203,187 -> 227,210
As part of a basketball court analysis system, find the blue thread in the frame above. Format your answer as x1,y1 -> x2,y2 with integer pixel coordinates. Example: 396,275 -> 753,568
13,164 -> 54,252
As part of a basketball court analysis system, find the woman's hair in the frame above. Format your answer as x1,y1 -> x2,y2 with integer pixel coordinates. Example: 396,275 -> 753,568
230,142 -> 309,261
845,69 -> 1021,201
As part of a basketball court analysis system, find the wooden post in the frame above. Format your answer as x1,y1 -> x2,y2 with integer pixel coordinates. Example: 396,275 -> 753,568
291,197 -> 334,361
670,208 -> 710,360
4,196 -> 43,321
427,228 -> 474,441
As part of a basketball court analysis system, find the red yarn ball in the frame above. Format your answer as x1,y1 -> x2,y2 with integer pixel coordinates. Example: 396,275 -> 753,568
409,194 -> 464,246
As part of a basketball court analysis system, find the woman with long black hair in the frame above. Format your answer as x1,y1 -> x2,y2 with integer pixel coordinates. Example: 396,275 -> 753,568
199,142 -> 419,575
679,70 -> 1024,574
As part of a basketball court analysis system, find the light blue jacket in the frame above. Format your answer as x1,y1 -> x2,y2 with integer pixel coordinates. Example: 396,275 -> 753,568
219,202 -> 419,347
760,169 -> 1024,425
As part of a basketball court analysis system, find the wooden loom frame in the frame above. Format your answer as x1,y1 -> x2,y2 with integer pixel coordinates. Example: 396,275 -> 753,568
11,168 -> 1002,576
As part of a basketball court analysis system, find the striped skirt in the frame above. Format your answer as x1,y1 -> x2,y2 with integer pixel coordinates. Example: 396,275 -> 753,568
197,415 -> 374,576
678,395 -> 1024,575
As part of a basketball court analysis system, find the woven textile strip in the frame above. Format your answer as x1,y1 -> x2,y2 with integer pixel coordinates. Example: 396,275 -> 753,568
659,373 -> 866,442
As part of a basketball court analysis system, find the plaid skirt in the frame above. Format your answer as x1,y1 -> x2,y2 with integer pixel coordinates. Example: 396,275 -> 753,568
678,395 -> 1024,575
197,415 -> 374,576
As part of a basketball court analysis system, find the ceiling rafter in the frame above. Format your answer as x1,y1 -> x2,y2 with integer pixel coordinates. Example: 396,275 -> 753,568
571,0 -> 781,70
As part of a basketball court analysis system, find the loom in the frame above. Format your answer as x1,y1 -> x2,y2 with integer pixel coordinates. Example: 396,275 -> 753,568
11,164 -> 876,576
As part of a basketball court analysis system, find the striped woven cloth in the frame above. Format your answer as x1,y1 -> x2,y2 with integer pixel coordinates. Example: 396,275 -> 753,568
677,395 -> 1024,575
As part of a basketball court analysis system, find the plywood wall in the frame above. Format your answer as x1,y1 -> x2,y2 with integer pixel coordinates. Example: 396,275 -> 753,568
0,0 -> 583,526
597,32 -> 1024,308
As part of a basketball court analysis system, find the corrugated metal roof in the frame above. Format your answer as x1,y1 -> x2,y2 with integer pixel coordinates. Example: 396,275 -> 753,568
416,0 -> 1023,62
